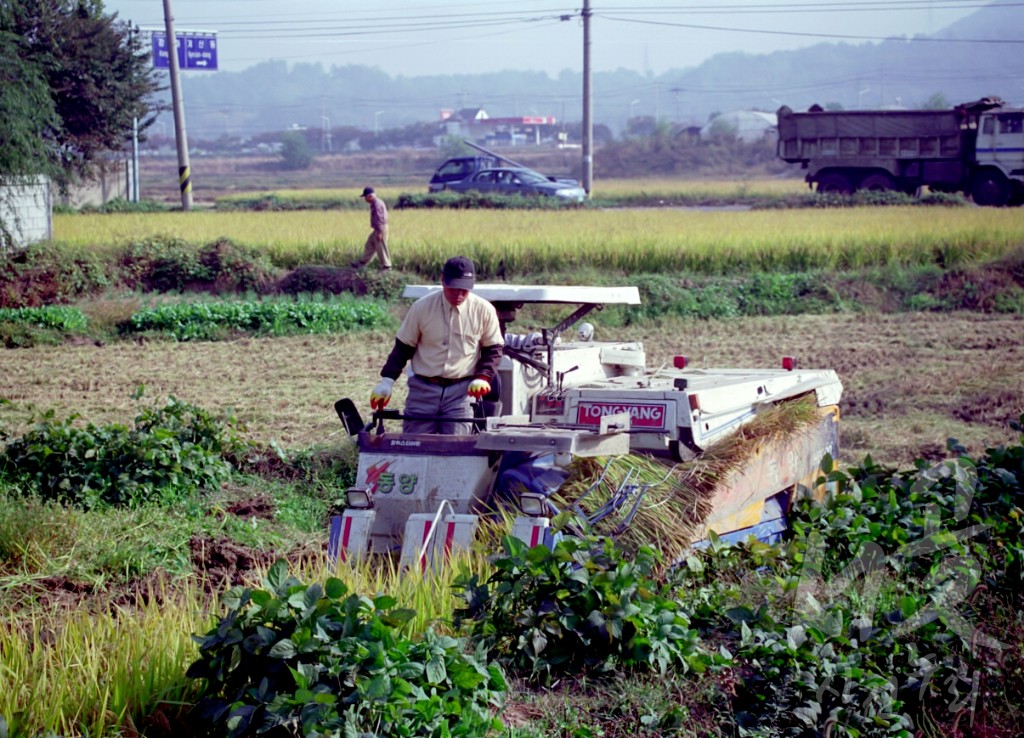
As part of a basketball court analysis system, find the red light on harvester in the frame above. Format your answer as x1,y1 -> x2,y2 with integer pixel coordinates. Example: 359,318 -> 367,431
781,356 -> 796,371
688,393 -> 700,411
673,355 -> 688,369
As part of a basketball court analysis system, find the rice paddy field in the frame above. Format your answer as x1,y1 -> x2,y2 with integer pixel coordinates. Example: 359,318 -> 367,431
53,205 -> 1024,277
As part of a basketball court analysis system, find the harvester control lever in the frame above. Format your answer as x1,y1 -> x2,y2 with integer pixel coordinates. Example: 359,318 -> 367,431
556,365 -> 579,392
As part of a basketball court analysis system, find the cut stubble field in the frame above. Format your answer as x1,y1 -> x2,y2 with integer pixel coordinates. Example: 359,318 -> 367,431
2,311 -> 1021,467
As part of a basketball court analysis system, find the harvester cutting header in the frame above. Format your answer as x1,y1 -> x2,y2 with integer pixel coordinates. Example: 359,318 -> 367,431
331,283 -> 843,569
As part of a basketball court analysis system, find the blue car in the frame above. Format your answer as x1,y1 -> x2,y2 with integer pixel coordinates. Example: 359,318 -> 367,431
444,167 -> 586,203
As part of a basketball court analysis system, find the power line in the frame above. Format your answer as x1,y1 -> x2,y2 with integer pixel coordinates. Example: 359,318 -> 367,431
597,12 -> 1024,44
601,1 -> 1017,13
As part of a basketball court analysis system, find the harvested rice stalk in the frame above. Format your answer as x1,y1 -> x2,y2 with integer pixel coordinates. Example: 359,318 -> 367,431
550,397 -> 823,563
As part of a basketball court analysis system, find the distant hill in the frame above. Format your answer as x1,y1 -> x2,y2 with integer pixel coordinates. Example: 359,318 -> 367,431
172,0 -> 1024,141
664,0 -> 1024,118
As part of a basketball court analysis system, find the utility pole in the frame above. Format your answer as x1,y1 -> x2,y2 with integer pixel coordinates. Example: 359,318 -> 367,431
321,114 -> 332,152
131,117 -> 140,202
582,0 -> 593,196
162,0 -> 192,210
128,23 -> 140,202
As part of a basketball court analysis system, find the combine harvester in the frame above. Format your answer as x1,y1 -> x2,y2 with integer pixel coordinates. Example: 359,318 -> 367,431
331,285 -> 842,568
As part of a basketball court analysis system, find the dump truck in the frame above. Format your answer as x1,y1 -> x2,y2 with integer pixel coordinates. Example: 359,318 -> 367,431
776,97 -> 1024,206
331,285 -> 842,569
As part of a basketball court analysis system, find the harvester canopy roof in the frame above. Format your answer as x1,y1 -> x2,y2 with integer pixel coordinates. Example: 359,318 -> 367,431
402,284 -> 641,305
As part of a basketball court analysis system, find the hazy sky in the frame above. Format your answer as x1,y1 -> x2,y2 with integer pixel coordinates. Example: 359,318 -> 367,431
102,0 -> 996,78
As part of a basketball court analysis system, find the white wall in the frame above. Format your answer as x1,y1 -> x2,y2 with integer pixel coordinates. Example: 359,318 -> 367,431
0,177 -> 52,250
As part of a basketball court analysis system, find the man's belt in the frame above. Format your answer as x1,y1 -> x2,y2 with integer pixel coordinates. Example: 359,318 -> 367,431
415,374 -> 471,387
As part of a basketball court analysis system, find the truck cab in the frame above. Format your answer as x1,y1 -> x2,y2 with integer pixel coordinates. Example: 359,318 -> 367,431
974,109 -> 1024,205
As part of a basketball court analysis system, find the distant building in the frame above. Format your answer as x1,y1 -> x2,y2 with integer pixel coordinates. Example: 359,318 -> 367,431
700,110 -> 778,142
438,108 -> 559,146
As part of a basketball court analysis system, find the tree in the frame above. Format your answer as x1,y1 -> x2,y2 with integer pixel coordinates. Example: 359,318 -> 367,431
279,131 -> 314,170
920,92 -> 951,110
0,27 -> 60,182
0,0 -> 161,184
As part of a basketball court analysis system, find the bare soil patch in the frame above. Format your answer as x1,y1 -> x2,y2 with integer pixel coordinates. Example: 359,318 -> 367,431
222,494 -> 276,521
188,535 -> 277,593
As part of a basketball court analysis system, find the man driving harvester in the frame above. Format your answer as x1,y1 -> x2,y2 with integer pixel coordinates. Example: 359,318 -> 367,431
369,255 -> 503,435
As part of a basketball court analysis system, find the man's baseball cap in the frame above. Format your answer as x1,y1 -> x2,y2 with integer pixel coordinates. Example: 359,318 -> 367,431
360,186 -> 375,197
442,256 -> 476,289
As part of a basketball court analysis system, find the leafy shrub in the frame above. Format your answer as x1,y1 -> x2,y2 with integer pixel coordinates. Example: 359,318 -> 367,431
124,295 -> 391,341
799,190 -> 969,210
617,273 -> 843,323
0,396 -> 241,508
0,242 -> 109,308
216,194 -> 361,211
992,286 -> 1024,313
118,238 -> 278,293
76,198 -> 169,214
903,292 -> 948,311
188,560 -> 506,738
275,264 -> 409,300
0,321 -> 64,348
455,535 -> 707,683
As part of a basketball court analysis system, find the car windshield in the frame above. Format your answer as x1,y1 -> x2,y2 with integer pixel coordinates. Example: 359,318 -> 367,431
437,161 -> 470,176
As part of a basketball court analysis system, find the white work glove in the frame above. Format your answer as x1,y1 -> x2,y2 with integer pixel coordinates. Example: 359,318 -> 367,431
370,377 -> 395,410
467,378 -> 491,400
505,332 -> 544,352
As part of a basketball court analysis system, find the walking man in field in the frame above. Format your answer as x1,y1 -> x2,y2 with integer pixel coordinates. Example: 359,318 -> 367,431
352,186 -> 392,270
369,255 -> 503,435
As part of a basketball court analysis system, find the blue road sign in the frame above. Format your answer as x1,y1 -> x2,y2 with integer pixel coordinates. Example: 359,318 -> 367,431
184,35 -> 218,70
151,32 -> 218,71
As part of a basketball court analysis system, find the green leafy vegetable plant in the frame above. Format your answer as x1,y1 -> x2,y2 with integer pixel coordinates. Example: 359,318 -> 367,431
455,534 -> 707,683
125,295 -> 391,341
0,395 -> 241,508
187,560 -> 507,738
0,305 -> 88,331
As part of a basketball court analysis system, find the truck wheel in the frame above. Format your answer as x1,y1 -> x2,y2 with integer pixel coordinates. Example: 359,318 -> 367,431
1009,182 -> 1024,207
860,173 -> 896,192
816,173 -> 853,195
971,170 -> 1011,207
